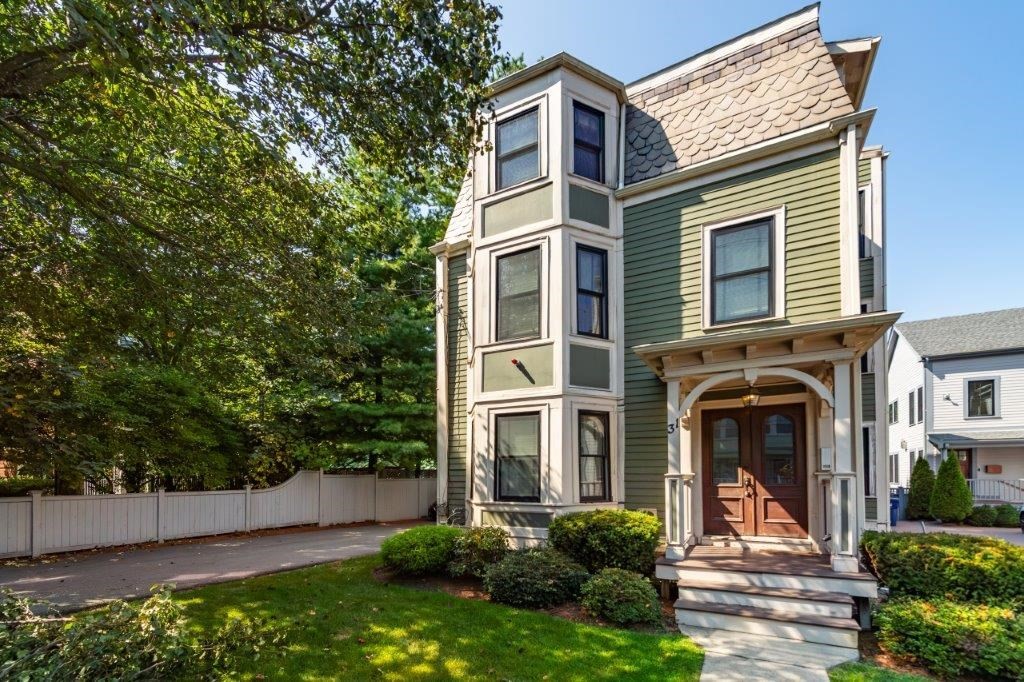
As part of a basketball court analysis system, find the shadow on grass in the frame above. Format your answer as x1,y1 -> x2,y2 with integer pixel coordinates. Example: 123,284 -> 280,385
176,555 -> 702,681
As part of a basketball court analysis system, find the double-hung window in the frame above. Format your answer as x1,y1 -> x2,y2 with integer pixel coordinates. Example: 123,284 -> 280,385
572,102 -> 604,183
917,387 -> 924,424
495,248 -> 541,341
495,413 -> 541,502
576,246 -> 607,338
496,108 -> 540,190
579,411 -> 610,501
710,218 -> 774,325
908,391 -> 916,425
966,379 -> 997,418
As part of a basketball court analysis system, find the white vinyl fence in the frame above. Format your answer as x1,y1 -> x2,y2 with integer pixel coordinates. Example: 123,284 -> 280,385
0,471 -> 435,559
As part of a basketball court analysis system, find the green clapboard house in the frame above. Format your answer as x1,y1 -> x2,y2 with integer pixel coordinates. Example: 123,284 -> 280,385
431,4 -> 899,655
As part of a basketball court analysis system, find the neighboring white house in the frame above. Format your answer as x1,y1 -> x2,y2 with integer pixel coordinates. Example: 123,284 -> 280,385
887,307 -> 1024,504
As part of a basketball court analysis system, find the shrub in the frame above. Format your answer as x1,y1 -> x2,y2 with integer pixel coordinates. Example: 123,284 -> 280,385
0,476 -> 53,497
0,587 -> 283,680
875,598 -> 1024,679
993,503 -> 1020,528
861,531 -> 1024,602
380,525 -> 463,575
483,549 -> 589,608
906,457 -> 935,520
929,452 -> 973,523
448,526 -> 510,578
580,568 -> 661,626
548,509 -> 661,574
967,505 -> 997,527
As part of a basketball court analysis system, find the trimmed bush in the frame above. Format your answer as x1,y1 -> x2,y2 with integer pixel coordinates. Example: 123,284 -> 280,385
548,509 -> 661,574
580,568 -> 661,625
0,476 -> 53,497
380,525 -> 463,576
876,598 -> 1024,679
929,452 -> 973,523
906,457 -> 935,520
448,526 -> 510,578
967,505 -> 997,527
993,503 -> 1020,528
483,549 -> 589,608
861,531 -> 1024,602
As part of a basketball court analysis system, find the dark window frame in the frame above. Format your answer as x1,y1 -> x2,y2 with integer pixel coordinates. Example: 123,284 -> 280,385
917,386 -> 924,425
578,410 -> 611,502
494,246 -> 542,342
495,107 -> 540,191
908,390 -> 916,425
965,378 -> 998,419
494,412 -> 542,503
709,218 -> 775,326
572,101 -> 605,183
575,245 -> 608,339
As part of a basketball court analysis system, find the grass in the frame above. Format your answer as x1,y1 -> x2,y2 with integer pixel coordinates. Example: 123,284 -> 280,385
175,554 -> 704,681
829,661 -> 931,681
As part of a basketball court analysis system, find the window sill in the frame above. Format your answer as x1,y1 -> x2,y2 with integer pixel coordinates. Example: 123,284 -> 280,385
702,313 -> 785,333
482,175 -> 550,204
964,415 -> 1000,420
567,174 -> 611,193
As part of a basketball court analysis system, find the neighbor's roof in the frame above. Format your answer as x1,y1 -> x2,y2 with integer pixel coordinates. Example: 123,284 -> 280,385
929,430 -> 1024,449
622,3 -> 855,185
896,308 -> 1024,359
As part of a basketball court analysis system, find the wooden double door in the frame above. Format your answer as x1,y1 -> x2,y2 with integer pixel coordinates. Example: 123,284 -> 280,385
702,404 -> 808,538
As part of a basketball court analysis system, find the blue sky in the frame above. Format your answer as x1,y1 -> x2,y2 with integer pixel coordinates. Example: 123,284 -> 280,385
496,0 -> 1024,322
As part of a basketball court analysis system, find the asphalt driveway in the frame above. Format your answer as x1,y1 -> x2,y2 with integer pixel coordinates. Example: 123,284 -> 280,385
894,520 -> 1024,546
0,522 -> 417,612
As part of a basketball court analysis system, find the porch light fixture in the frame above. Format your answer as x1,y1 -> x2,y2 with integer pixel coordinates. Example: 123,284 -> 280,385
740,386 -> 761,408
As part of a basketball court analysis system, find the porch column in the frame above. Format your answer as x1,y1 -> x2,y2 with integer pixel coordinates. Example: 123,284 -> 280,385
665,378 -> 694,559
831,362 -> 859,573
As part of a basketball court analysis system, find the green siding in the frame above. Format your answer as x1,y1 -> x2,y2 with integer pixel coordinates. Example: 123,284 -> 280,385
858,157 -> 871,186
482,344 -> 554,392
860,257 -> 874,300
481,510 -> 553,528
569,344 -> 610,389
482,184 -> 553,237
569,184 -> 610,227
861,372 -> 876,421
622,151 -> 843,513
446,254 -> 469,505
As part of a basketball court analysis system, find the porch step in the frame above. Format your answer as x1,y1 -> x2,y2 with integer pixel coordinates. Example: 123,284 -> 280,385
702,535 -> 816,554
677,581 -> 853,619
674,600 -> 860,649
678,625 -> 860,669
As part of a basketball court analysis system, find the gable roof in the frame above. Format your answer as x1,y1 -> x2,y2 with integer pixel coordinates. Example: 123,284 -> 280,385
896,308 -> 1024,359
623,4 -> 854,185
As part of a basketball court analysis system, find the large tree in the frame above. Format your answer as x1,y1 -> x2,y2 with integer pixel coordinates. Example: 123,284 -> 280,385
0,1 -> 502,488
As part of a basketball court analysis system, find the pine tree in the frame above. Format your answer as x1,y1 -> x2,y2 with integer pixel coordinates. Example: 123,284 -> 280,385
907,456 -> 936,520
929,452 -> 974,523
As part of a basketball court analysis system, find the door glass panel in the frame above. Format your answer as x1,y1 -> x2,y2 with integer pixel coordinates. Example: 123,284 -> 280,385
763,414 -> 796,485
711,417 -> 741,484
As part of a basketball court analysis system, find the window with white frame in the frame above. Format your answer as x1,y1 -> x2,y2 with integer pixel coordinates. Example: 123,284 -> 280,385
494,412 -> 541,502
578,411 -> 610,502
862,425 -> 875,496
889,453 -> 900,486
496,107 -> 540,190
966,378 -> 998,418
576,245 -> 607,338
495,247 -> 541,341
703,210 -> 785,327
572,102 -> 604,183
888,399 -> 899,424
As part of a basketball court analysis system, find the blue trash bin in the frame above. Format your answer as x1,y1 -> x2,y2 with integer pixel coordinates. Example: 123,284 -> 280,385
889,497 -> 900,526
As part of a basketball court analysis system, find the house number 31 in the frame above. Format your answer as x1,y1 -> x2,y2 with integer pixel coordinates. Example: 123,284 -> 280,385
666,422 -> 677,435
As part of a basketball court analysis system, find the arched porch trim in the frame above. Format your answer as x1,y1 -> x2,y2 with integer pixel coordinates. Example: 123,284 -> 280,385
677,366 -> 834,416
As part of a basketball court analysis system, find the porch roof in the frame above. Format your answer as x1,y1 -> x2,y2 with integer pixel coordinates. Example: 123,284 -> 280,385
632,311 -> 901,378
929,430 -> 1024,450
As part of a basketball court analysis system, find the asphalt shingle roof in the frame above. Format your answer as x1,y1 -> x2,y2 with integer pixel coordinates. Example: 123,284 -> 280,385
896,308 -> 1024,358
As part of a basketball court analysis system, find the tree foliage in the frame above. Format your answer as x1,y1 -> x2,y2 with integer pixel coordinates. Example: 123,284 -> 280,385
907,456 -> 936,520
930,451 -> 973,523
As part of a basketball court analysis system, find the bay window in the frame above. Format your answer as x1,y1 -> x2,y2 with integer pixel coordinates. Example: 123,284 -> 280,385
572,102 -> 604,183
495,413 -> 541,502
496,247 -> 541,341
576,246 -> 607,338
496,108 -> 540,190
579,411 -> 610,501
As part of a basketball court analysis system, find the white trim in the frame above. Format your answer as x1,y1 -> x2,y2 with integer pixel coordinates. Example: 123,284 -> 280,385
677,367 -> 834,416
569,398 -> 619,504
484,236 -> 550,346
626,4 -> 819,94
963,376 -> 1001,420
435,253 -> 449,508
488,94 -> 549,198
838,124 -> 860,316
700,206 -> 786,330
485,402 -> 551,505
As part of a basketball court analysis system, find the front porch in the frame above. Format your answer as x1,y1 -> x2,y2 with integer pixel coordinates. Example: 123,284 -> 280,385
634,312 -> 898,574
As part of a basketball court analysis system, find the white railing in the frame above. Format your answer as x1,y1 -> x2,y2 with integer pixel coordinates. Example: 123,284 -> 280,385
663,473 -> 693,558
0,471 -> 435,559
967,479 -> 1024,505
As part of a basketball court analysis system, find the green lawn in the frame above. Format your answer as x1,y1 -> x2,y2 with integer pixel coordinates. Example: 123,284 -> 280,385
829,661 -> 931,681
176,554 -> 704,681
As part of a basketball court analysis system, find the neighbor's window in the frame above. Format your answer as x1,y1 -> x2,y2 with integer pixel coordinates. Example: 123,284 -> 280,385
495,413 -> 541,502
888,400 -> 899,425
858,188 -> 870,258
711,219 -> 773,324
966,379 -> 997,418
496,108 -> 540,190
908,390 -> 916,425
579,411 -> 610,502
495,247 -> 541,341
576,246 -> 607,338
917,387 -> 924,424
573,102 -> 604,183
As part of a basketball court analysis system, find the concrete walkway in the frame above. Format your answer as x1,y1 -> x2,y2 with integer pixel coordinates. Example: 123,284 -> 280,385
682,626 -> 857,681
0,523 -> 415,612
894,519 -> 1024,545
